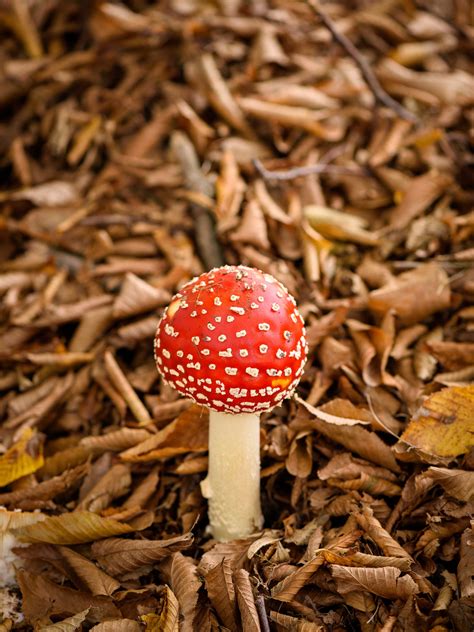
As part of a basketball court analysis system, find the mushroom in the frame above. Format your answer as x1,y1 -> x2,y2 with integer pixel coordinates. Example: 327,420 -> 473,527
154,265 -> 307,541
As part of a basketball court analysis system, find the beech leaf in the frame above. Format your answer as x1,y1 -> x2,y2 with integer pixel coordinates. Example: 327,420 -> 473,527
39,608 -> 90,632
330,565 -> 419,600
0,428 -> 44,487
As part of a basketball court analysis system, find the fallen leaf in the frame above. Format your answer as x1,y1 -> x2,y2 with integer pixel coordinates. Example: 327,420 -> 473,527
234,568 -> 261,632
395,385 -> 474,461
90,620 -> 142,632
13,511 -> 134,544
330,565 -> 419,600
39,608 -> 90,631
170,552 -> 201,632
141,586 -> 179,632
204,558 -> 238,632
426,467 -> 474,502
0,428 -> 44,487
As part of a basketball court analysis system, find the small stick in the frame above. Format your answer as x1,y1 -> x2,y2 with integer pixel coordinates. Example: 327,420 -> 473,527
253,158 -> 369,181
104,350 -> 152,425
171,131 -> 224,270
308,0 -> 417,123
256,596 -> 271,632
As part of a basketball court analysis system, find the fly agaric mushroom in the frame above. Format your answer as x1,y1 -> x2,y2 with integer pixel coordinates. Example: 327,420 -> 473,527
154,265 -> 307,541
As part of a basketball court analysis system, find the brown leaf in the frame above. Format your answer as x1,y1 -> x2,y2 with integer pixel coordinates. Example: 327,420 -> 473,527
395,385 -> 474,461
80,428 -> 152,452
271,552 -> 325,602
368,263 -> 451,325
286,432 -> 313,478
425,341 -> 474,371
91,533 -> 193,576
297,396 -> 372,426
204,558 -> 238,632
13,511 -> 134,544
39,608 -> 90,631
330,565 -> 419,600
120,404 -> 209,461
90,620 -> 142,632
77,463 -> 131,513
112,273 -> 171,319
426,467 -> 474,502
170,552 -> 201,632
354,507 -> 412,560
140,586 -> 179,632
458,530 -> 474,599
233,568 -> 261,632
58,546 -> 120,596
17,569 -> 120,624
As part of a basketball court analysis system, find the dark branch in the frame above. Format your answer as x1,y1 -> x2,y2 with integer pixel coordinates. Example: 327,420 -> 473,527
308,0 -> 418,123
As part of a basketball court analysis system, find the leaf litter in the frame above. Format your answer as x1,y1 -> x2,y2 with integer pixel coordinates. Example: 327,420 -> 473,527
0,0 -> 473,630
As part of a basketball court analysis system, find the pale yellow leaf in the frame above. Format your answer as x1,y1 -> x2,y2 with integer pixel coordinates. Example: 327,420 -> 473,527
37,608 -> 90,631
0,428 -> 44,487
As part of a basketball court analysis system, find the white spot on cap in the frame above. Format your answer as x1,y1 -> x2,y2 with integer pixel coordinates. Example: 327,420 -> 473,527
227,315 -> 235,323
230,295 -> 240,301
250,303 -> 259,309
259,344 -> 268,353
225,367 -> 238,376
271,303 -> 280,312
284,330 -> 291,341
162,349 -> 171,359
239,349 -> 249,357
215,316 -> 222,323
201,349 -> 210,356
246,367 -> 259,377
219,349 -> 232,358
192,336 -> 200,345
236,330 -> 246,338
214,297 -> 222,306
257,296 -> 264,303
258,323 -> 270,331
207,323 -> 216,330
209,364 -> 216,370
218,334 -> 227,342
290,313 -> 298,323
276,349 -> 287,358
177,350 -> 184,357
212,400 -> 224,407
284,367 -> 292,376
190,311 -> 197,317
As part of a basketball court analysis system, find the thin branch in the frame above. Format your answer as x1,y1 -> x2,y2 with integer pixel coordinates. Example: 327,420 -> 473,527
256,596 -> 271,632
253,158 -> 370,181
308,0 -> 418,123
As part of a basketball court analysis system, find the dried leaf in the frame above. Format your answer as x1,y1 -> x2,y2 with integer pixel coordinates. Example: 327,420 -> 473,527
204,558 -> 238,631
170,552 -> 201,632
458,530 -> 474,599
233,569 -> 261,632
113,273 -> 171,319
368,263 -> 451,325
330,565 -> 419,600
396,385 -> 474,461
0,428 -> 43,487
17,569 -> 120,624
141,586 -> 179,632
13,511 -> 134,544
80,428 -> 152,452
271,552 -> 325,602
39,608 -> 90,631
58,546 -> 120,596
91,533 -> 193,576
77,463 -> 131,513
425,467 -> 474,502
90,620 -> 142,632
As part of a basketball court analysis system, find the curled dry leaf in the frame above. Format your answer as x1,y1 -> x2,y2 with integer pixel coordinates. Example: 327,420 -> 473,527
330,565 -> 419,600
90,620 -> 142,632
39,608 -> 90,632
112,273 -> 171,319
141,586 -> 179,632
80,427 -> 152,452
58,546 -> 121,596
0,427 -> 43,487
13,511 -> 134,544
395,385 -> 474,462
304,205 -> 380,246
91,533 -> 193,576
170,552 -> 201,632
233,568 -> 261,632
204,558 -> 238,632
458,530 -> 474,599
368,263 -> 451,325
426,467 -> 474,502
17,569 -> 120,624
77,462 -> 131,513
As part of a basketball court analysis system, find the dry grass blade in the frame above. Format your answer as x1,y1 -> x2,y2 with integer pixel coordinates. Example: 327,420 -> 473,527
13,511 -> 134,544
234,569 -> 261,632
170,552 -> 201,632
330,565 -> 419,600
204,558 -> 238,631
91,534 -> 193,576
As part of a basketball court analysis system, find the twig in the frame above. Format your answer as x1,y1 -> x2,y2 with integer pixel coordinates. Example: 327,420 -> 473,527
104,350 -> 152,425
308,0 -> 417,123
171,131 -> 224,270
256,596 -> 271,632
253,158 -> 370,181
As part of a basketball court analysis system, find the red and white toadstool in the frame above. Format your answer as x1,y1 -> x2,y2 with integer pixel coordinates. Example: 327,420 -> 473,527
154,265 -> 307,541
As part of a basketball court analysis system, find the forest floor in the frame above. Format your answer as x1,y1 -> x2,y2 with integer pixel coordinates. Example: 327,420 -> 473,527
0,1 -> 473,631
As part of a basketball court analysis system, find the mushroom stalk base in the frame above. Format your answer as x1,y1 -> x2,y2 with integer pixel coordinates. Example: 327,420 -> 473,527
201,411 -> 263,541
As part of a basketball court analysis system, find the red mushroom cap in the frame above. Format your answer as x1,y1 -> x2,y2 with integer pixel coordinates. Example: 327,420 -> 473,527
154,265 -> 307,414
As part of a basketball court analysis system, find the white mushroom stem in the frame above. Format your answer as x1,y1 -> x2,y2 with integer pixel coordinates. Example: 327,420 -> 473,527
200,411 -> 263,541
